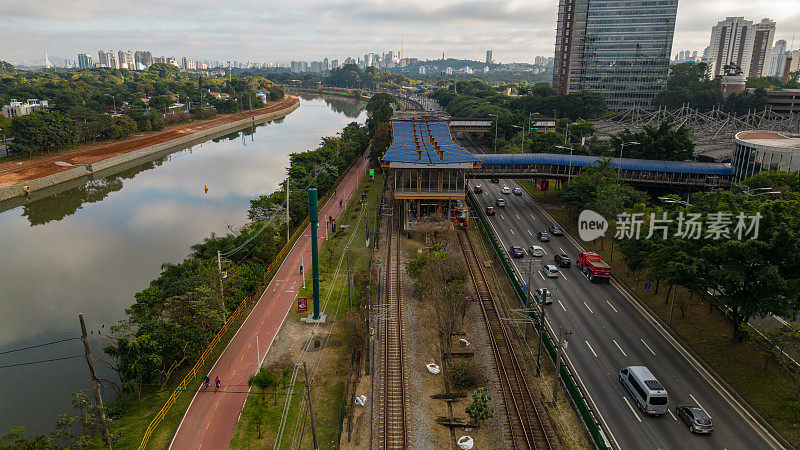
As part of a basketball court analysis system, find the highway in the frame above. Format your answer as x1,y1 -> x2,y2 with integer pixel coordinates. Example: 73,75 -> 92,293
469,178 -> 782,449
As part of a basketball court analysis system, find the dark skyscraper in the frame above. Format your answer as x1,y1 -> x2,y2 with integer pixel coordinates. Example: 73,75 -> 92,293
552,0 -> 678,110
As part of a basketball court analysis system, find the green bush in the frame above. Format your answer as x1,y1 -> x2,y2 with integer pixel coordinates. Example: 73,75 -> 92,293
449,359 -> 476,389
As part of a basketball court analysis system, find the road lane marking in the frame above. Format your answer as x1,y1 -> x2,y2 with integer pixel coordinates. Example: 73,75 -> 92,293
585,340 -> 598,357
613,339 -> 627,357
527,229 -> 533,236
690,394 -> 710,417
215,401 -> 219,410
510,229 -> 515,235
583,301 -> 594,314
561,272 -> 567,281
530,214 -> 536,220
606,300 -> 618,313
560,247 -> 566,254
516,214 -> 521,220
500,214 -> 505,220
558,300 -> 567,312
248,342 -> 252,349
538,271 -> 545,280
206,422 -> 210,429
241,355 -> 245,361
668,409 -> 677,421
622,396 -> 642,422
640,338 -> 656,356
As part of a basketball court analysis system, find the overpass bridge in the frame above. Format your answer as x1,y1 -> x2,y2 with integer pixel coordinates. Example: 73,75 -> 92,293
470,152 -> 732,188
449,118 -> 492,133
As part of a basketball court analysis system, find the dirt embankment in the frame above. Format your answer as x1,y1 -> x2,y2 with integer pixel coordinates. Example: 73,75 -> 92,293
0,96 -> 299,189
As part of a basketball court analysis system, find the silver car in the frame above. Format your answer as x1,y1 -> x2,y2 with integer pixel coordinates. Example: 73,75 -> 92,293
541,264 -> 559,278
528,245 -> 544,257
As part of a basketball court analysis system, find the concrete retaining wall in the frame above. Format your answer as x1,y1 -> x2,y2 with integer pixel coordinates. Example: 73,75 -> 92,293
0,100 -> 299,203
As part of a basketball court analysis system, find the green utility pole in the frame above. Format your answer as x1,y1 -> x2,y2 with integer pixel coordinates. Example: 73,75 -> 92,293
307,189 -> 325,322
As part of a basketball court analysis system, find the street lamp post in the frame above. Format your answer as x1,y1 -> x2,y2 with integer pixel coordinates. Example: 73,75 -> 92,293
553,328 -> 572,405
512,125 -> 523,152
253,335 -> 260,367
555,145 -> 574,184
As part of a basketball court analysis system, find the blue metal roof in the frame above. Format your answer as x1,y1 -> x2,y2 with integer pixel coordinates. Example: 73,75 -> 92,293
478,153 -> 733,176
382,121 -> 479,164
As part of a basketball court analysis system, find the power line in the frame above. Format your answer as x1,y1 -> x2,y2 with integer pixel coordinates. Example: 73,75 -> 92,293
0,336 -> 80,356
0,354 -> 83,370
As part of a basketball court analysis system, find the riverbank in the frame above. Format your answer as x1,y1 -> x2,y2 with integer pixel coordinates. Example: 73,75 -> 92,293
0,96 -> 300,202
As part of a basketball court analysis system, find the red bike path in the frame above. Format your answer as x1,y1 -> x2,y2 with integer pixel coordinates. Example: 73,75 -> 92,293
169,152 -> 370,449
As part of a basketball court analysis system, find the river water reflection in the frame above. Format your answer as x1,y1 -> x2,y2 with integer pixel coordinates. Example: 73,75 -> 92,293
0,94 -> 365,435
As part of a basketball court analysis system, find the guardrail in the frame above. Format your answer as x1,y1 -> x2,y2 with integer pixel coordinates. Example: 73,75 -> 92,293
467,191 -> 609,449
138,151 -> 368,449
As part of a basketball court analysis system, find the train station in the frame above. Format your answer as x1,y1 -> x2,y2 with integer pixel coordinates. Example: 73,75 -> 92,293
381,112 -> 735,230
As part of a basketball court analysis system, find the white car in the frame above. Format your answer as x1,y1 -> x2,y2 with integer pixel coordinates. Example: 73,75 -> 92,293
528,245 -> 544,257
501,186 -> 511,194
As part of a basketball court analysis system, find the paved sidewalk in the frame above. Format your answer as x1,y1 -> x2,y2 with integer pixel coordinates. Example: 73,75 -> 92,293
169,152 -> 370,449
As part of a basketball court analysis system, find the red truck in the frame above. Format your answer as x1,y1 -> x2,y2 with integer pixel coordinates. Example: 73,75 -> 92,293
576,251 -> 611,283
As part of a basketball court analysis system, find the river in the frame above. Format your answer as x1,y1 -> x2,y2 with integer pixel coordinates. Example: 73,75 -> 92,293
0,94 -> 366,436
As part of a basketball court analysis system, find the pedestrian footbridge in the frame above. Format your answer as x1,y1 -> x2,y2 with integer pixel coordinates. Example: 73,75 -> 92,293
470,153 -> 732,188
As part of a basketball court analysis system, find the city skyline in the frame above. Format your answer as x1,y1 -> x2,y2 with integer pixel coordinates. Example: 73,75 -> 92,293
1,0 -> 799,65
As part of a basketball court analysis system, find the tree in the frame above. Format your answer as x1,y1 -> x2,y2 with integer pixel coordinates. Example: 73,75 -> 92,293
245,399 -> 268,439
9,111 -> 76,157
249,367 -> 278,404
465,387 -> 494,425
655,63 -> 722,111
148,95 -> 172,114
610,119 -> 695,161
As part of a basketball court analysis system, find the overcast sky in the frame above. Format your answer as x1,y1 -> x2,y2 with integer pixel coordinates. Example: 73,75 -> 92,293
2,0 -> 799,64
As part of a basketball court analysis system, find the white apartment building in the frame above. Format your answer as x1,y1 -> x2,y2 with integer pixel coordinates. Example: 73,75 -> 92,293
2,99 -> 49,118
707,17 -> 775,79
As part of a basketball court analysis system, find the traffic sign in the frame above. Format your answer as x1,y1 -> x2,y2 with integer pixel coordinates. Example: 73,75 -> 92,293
522,284 -> 529,293
644,282 -> 652,290
369,168 -> 375,177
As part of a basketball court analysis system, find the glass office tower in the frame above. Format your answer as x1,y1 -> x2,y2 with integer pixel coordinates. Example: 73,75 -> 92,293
552,0 -> 678,111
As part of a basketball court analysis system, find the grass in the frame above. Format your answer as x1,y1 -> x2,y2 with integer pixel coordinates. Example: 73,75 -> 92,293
516,181 -> 800,447
231,170 -> 383,449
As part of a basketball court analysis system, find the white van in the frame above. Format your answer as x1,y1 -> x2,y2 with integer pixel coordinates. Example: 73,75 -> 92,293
619,366 -> 668,415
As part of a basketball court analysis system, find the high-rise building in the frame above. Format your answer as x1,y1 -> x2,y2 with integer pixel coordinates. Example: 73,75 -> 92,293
486,50 -> 493,65
749,18 -> 776,77
331,59 -> 339,70
77,53 -> 92,69
707,17 -> 775,79
98,50 -> 108,67
108,52 -> 120,69
552,0 -> 678,110
768,40 -> 788,77
134,51 -> 153,70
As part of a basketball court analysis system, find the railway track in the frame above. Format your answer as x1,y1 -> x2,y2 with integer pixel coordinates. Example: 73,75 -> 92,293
382,205 -> 408,449
457,230 -> 558,450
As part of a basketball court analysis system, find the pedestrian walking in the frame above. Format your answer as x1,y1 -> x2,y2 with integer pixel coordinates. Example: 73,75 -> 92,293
300,264 -> 303,275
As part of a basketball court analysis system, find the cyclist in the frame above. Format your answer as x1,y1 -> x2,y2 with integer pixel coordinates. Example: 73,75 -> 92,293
215,376 -> 221,390
203,375 -> 210,389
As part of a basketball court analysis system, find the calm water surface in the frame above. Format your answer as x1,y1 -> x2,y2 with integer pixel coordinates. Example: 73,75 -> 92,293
0,94 -> 365,435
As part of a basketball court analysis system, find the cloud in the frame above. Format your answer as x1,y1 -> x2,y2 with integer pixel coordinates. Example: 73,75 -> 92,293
0,0 -> 798,65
